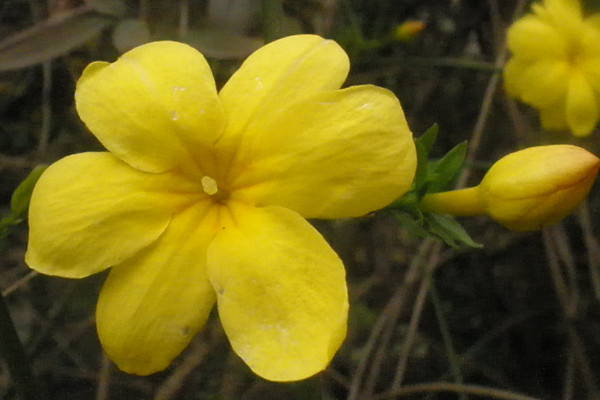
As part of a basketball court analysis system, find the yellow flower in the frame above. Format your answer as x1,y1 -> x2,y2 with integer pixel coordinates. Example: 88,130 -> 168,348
419,145 -> 599,231
504,0 -> 600,137
25,36 -> 416,381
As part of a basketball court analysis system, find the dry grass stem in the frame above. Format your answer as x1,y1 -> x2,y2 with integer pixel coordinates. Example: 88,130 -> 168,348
371,381 -> 544,400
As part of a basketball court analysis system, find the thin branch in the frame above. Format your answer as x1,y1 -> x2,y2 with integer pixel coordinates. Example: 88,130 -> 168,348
576,202 -> 600,301
563,350 -> 575,400
0,293 -> 44,400
390,265 -> 434,389
346,239 -> 436,400
36,61 -> 52,156
178,0 -> 189,38
261,0 -> 284,42
96,353 -> 111,400
457,0 -> 528,188
371,381 -> 543,400
153,338 -> 210,400
543,227 -> 600,398
2,271 -> 39,297
429,281 -> 465,391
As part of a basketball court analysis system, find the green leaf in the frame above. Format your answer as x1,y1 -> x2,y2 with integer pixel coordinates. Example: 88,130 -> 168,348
0,7 -> 113,72
426,213 -> 482,249
10,165 -> 47,219
426,141 -> 467,193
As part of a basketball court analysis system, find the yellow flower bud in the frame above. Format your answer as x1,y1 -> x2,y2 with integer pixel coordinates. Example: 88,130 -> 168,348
420,145 -> 600,231
393,20 -> 425,42
479,145 -> 599,231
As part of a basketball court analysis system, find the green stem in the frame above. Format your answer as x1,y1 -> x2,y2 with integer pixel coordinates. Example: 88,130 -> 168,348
0,292 -> 42,400
400,56 -> 500,72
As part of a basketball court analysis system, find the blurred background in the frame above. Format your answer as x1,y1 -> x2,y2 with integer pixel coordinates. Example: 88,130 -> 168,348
1,0 -> 600,399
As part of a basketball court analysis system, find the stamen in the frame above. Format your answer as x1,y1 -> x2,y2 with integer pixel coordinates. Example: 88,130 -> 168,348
201,176 -> 218,195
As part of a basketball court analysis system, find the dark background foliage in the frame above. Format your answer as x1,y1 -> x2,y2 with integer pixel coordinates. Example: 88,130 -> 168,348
1,0 -> 600,399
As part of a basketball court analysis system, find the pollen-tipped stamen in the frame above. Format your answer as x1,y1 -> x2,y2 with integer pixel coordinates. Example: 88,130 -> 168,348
201,176 -> 228,202
201,176 -> 218,195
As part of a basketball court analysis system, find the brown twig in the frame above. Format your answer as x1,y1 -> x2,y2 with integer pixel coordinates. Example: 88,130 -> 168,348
178,0 -> 189,38
549,224 -> 580,314
458,0 -> 527,188
0,154 -> 38,169
576,202 -> 600,301
370,381 -> 543,400
2,271 -> 38,297
542,226 -> 600,398
96,352 -> 111,400
563,350 -> 575,400
390,245 -> 441,389
346,239 -> 436,400
36,61 -> 52,157
153,337 -> 210,400
542,227 -> 575,318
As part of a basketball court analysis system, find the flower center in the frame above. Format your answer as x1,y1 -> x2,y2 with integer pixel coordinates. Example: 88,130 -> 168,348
201,176 -> 228,202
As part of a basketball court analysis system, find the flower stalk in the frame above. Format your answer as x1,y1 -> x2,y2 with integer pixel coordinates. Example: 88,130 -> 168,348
419,187 -> 484,217
419,145 -> 600,231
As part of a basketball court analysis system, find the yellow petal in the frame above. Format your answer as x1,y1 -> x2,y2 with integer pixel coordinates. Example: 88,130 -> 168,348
25,152 -> 202,278
541,0 -> 582,22
207,203 -> 348,381
76,41 -> 225,174
518,60 -> 570,108
539,101 -> 569,131
481,145 -> 593,197
536,0 -> 584,40
580,57 -> 600,92
229,85 -> 416,218
566,72 -> 599,136
503,58 -> 529,98
545,0 -> 582,15
215,35 -> 349,171
484,183 -> 591,231
579,22 -> 600,58
507,16 -> 567,60
96,203 -> 217,375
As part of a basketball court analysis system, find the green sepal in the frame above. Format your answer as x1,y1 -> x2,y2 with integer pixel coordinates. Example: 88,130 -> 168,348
393,210 -> 428,239
389,124 -> 480,249
426,213 -> 483,249
424,141 -> 467,194
416,123 -> 438,156
412,124 -> 438,195
392,210 -> 481,249
10,165 -> 47,219
391,124 -> 466,210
